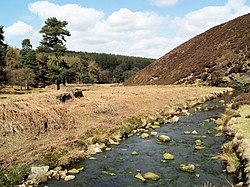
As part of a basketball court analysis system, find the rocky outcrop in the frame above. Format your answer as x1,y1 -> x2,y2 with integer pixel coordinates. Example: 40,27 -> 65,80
57,88 -> 83,102
66,88 -> 83,98
56,93 -> 72,102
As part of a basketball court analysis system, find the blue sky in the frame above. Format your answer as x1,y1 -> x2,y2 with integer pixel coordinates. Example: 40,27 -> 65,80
1,0 -> 250,58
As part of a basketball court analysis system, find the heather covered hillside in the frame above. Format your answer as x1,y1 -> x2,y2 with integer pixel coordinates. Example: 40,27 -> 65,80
124,13 -> 250,88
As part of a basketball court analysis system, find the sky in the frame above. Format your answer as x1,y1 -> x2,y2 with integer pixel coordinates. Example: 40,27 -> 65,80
0,0 -> 250,58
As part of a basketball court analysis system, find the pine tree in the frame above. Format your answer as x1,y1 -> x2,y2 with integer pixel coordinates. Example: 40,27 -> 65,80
19,39 -> 38,86
39,17 -> 71,90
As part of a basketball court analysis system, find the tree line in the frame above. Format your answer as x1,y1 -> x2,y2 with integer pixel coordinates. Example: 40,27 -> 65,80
0,18 -> 154,90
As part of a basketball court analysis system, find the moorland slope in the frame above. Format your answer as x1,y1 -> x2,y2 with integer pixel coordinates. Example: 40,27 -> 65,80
124,13 -> 250,86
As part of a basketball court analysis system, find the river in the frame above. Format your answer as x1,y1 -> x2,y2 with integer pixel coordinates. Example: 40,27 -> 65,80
44,96 -> 234,187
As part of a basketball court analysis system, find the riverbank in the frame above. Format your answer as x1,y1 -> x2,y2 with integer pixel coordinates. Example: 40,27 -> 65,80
0,84 -> 231,186
221,92 -> 250,186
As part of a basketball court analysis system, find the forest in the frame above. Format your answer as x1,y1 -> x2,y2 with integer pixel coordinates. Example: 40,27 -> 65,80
0,17 -> 154,90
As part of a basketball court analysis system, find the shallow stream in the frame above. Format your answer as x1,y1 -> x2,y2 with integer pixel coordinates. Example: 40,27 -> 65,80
45,97 -> 234,187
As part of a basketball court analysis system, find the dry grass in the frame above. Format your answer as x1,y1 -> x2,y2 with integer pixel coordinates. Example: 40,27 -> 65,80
0,84 -> 230,184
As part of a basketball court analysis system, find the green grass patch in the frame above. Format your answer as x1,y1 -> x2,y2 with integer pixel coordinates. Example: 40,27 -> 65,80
0,164 -> 30,187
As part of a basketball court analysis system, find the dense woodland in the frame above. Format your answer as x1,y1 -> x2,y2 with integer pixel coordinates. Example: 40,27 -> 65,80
0,18 -> 154,90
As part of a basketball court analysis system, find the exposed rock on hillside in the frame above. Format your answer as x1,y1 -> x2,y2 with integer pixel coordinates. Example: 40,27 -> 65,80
124,13 -> 250,87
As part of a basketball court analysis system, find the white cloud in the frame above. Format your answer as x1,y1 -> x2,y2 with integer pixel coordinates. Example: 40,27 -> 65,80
5,21 -> 37,40
171,0 -> 250,41
5,0 -> 250,58
28,1 -> 104,31
151,0 -> 179,7
106,8 -> 162,31
28,1 -> 168,58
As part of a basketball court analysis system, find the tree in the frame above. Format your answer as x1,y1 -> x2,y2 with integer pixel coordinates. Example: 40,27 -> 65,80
19,39 -> 38,86
88,60 -> 100,83
39,17 -> 71,90
0,25 -> 7,85
9,68 -> 35,90
36,53 -> 49,87
5,47 -> 20,70
71,53 -> 90,84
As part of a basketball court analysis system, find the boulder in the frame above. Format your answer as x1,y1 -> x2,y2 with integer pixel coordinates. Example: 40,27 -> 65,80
88,143 -> 102,154
131,151 -> 139,155
67,88 -> 83,98
143,172 -> 160,181
135,173 -> 146,182
28,166 -> 49,185
191,130 -> 198,135
68,168 -> 79,174
179,164 -> 196,173
152,125 -> 160,129
195,139 -> 203,146
214,126 -> 223,131
64,175 -> 75,181
169,116 -> 179,123
194,145 -> 205,150
184,131 -> 191,135
141,133 -> 149,139
215,133 -> 224,137
59,172 -> 67,180
56,93 -> 72,102
154,121 -> 160,126
150,132 -> 158,136
158,135 -> 171,142
163,153 -> 174,160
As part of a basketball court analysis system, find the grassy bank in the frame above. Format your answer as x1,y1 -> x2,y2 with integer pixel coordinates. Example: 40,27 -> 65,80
0,84 -> 231,186
225,105 -> 250,186
218,92 -> 250,186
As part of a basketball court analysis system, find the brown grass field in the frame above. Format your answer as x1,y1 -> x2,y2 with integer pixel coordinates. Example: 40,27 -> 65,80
0,84 -> 230,184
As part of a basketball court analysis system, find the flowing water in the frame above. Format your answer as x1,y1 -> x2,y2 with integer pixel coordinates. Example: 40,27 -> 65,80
45,97 -> 234,187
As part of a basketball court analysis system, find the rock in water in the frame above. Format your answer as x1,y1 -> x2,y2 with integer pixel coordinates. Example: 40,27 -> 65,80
135,173 -> 146,182
179,164 -> 196,173
151,131 -> 158,136
163,153 -> 174,160
131,151 -> 139,155
68,168 -> 79,174
141,133 -> 149,139
195,139 -> 203,146
191,130 -> 198,135
64,175 -> 75,181
158,135 -> 171,142
101,171 -> 116,176
194,145 -> 205,150
169,116 -> 179,123
143,172 -> 160,181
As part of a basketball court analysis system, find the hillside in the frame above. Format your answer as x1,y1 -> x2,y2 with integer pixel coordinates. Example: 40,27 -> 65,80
124,13 -> 250,87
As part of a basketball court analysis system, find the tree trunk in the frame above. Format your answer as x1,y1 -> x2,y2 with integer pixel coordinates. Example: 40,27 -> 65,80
56,79 -> 61,90
63,78 -> 66,86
